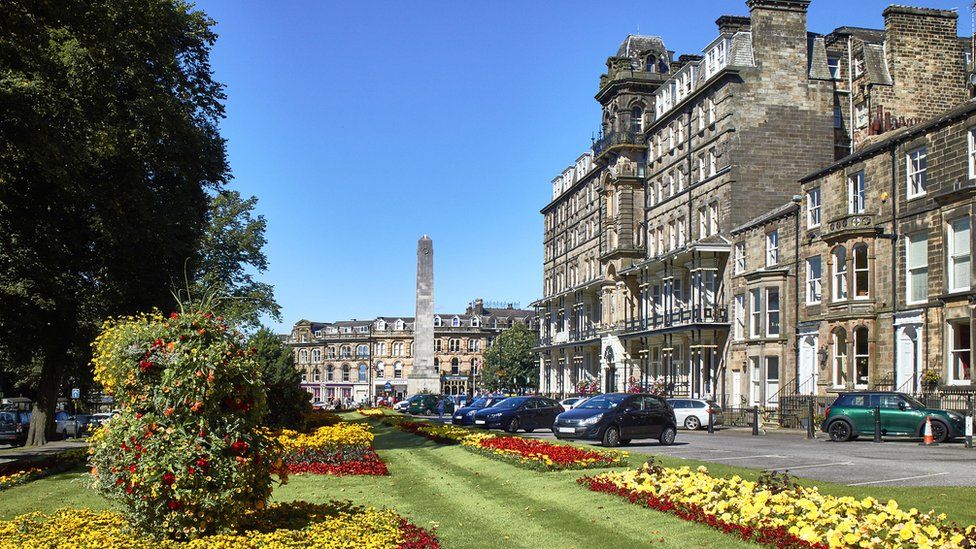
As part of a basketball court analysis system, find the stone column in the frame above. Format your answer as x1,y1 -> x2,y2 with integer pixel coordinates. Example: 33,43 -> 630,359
408,235 -> 441,394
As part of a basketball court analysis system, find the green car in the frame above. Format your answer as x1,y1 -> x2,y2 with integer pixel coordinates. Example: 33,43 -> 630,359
406,394 -> 455,415
822,391 -> 965,443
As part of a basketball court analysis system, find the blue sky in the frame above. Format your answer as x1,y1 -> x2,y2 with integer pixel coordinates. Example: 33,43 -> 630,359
194,0 -> 968,332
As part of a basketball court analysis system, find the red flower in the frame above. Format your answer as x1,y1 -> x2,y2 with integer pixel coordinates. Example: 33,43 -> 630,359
195,458 -> 208,468
162,471 -> 175,485
230,440 -> 249,455
187,465 -> 196,474
170,312 -> 179,319
168,499 -> 181,510
138,359 -> 154,372
128,464 -> 137,474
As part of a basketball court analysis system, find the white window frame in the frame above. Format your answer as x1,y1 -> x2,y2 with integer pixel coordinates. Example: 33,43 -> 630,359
749,288 -> 762,338
852,244 -> 869,300
968,128 -> 976,180
832,247 -> 848,301
906,147 -> 927,200
805,256 -> 822,305
827,57 -> 841,79
734,242 -> 746,274
733,294 -> 745,341
707,97 -> 716,125
765,230 -> 779,267
905,231 -> 928,305
765,287 -> 780,337
806,187 -> 821,228
947,216 -> 972,293
854,102 -> 867,128
708,148 -> 717,177
948,320 -> 972,385
848,171 -> 865,214
832,330 -> 848,389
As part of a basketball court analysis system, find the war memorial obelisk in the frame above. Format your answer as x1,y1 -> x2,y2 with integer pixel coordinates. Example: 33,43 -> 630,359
407,235 -> 441,394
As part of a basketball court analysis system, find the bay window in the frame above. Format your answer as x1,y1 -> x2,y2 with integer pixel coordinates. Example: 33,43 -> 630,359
765,287 -> 780,337
853,326 -> 869,388
948,320 -> 971,385
832,329 -> 848,388
749,289 -> 762,338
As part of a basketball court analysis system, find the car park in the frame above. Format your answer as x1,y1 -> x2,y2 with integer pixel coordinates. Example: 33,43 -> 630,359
822,391 -> 965,443
553,393 -> 677,447
667,398 -> 723,430
452,396 -> 506,426
406,394 -> 454,415
0,410 -> 30,446
559,396 -> 587,411
472,396 -> 561,433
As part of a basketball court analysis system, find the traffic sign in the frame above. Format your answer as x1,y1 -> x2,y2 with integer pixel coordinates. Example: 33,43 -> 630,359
384,381 -> 392,391
71,388 -> 81,399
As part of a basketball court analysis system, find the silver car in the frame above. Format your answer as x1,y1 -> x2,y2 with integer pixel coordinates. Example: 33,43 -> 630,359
667,398 -> 723,430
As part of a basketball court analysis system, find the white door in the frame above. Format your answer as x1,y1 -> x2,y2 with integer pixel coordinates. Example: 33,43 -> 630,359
798,335 -> 818,395
732,371 -> 742,407
896,326 -> 919,393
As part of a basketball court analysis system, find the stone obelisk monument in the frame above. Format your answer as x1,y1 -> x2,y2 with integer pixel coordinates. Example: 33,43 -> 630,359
407,235 -> 440,394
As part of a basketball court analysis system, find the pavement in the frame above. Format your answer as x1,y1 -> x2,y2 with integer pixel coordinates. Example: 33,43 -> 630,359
0,438 -> 88,466
418,415 -> 976,487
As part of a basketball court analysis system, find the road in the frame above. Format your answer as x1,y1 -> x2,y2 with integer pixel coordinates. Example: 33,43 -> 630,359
420,415 -> 976,487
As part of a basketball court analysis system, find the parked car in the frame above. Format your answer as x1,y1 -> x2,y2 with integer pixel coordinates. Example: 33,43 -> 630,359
559,396 -> 588,412
393,400 -> 410,412
406,394 -> 455,415
0,410 -> 30,446
668,398 -> 723,430
822,391 -> 965,443
472,396 -> 561,433
55,414 -> 95,439
91,413 -> 113,427
553,393 -> 677,447
452,396 -> 507,426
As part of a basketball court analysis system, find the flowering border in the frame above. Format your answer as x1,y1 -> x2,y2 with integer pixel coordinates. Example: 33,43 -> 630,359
0,448 -> 87,492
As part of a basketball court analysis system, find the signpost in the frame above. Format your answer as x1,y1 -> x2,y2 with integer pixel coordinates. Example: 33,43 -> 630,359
71,388 -> 81,400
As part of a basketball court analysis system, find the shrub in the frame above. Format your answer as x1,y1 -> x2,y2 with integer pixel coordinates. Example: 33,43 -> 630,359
88,310 -> 283,540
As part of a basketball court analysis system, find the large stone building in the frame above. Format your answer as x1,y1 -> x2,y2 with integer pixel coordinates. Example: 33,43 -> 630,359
536,0 -> 975,412
287,300 -> 535,403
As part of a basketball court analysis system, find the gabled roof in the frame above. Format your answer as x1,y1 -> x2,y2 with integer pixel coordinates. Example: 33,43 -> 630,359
731,201 -> 799,235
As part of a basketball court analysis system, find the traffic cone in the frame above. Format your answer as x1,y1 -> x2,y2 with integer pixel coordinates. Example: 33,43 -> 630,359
921,416 -> 936,446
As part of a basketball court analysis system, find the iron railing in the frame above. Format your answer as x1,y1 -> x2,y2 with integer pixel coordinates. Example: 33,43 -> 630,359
592,131 -> 645,156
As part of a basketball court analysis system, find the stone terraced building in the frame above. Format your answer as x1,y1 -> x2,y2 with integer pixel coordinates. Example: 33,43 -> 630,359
535,0 -> 976,417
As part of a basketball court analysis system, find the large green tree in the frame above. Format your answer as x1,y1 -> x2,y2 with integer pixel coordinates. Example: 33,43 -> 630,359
248,328 -> 309,430
0,0 -> 234,445
480,324 -> 539,394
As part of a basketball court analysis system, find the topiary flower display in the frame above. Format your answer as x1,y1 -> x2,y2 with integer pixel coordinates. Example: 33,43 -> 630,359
88,308 -> 284,540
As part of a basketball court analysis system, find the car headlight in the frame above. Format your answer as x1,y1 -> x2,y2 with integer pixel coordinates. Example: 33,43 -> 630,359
947,411 -> 964,423
466,410 -> 476,417
579,413 -> 603,426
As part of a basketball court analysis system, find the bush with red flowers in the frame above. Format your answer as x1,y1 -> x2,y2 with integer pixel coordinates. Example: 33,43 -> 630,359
88,309 -> 284,540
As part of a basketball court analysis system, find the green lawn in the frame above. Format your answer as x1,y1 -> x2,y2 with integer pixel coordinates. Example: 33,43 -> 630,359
1,415 -> 973,548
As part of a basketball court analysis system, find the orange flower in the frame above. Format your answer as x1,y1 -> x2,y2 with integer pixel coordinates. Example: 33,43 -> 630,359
164,407 -> 174,417
191,401 -> 204,413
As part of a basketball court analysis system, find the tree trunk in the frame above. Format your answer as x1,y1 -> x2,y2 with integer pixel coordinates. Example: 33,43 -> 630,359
25,350 -> 63,447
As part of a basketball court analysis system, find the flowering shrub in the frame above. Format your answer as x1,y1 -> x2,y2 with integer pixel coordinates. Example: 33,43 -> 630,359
0,447 -> 87,491
580,460 -> 976,548
575,379 -> 600,396
626,376 -> 667,396
463,436 -> 625,471
358,408 -> 386,417
277,423 -> 387,476
0,501 -> 440,548
88,310 -> 283,540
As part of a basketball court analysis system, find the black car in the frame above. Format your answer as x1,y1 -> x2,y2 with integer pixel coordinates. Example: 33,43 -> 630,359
452,396 -> 507,426
552,393 -> 677,447
0,410 -> 31,446
472,396 -> 561,433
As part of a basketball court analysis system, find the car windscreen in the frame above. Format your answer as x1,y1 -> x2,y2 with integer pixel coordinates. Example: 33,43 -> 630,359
577,395 -> 627,410
493,397 -> 528,409
902,394 -> 926,409
470,398 -> 490,407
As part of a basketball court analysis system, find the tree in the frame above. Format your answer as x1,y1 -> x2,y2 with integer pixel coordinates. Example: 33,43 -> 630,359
189,191 -> 280,331
249,327 -> 310,430
0,0 -> 229,445
480,324 -> 538,394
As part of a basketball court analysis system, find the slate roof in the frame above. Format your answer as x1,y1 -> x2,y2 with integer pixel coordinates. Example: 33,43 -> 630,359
615,34 -> 667,59
731,201 -> 800,235
862,43 -> 893,86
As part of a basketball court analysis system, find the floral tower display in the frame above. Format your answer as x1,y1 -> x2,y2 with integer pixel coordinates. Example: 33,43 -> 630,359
88,307 -> 282,540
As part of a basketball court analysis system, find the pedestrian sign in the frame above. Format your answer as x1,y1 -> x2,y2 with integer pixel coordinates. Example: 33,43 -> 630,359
71,388 -> 81,399
384,381 -> 392,392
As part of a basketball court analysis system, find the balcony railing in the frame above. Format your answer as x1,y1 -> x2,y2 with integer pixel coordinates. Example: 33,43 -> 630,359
592,131 -> 645,156
622,305 -> 728,333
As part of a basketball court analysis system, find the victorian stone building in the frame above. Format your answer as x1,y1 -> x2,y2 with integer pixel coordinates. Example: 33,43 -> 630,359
536,0 -> 975,410
288,300 -> 534,403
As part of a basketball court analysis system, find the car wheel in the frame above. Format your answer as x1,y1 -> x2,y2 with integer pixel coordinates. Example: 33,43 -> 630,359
505,417 -> 520,433
827,420 -> 853,442
659,426 -> 676,446
602,426 -> 621,447
929,420 -> 950,443
684,415 -> 701,430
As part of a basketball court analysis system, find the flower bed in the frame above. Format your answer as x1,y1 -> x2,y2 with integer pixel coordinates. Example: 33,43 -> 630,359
304,410 -> 343,429
0,447 -> 88,491
0,501 -> 439,548
387,417 -> 623,471
463,435 -> 625,471
277,422 -> 387,476
579,460 -> 976,548
358,408 -> 386,418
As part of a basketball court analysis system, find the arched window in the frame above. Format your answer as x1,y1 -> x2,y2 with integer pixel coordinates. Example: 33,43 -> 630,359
471,316 -> 480,327
645,54 -> 657,72
356,344 -> 368,358
630,107 -> 643,133
451,357 -> 460,375
832,329 -> 848,388
853,244 -> 869,299
340,345 -> 351,358
326,346 -> 336,358
299,349 -> 308,363
375,342 -> 386,356
449,338 -> 460,352
452,316 -> 460,327
832,247 -> 848,301
358,363 -> 368,382
375,361 -> 385,378
853,327 -> 869,387
313,368 -> 321,382
394,319 -> 404,330
376,319 -> 386,330
394,361 -> 403,379
434,316 -> 442,327
468,339 -> 479,352
326,365 -> 334,382
311,348 -> 321,363
409,342 -> 414,355
341,364 -> 350,382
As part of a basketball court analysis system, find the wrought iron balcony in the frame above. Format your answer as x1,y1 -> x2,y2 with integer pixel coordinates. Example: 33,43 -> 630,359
621,306 -> 729,334
592,131 -> 645,156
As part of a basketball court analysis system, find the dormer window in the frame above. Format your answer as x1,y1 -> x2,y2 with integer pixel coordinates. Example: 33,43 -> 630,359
300,333 -> 308,343
827,57 -> 841,79
853,54 -> 864,78
434,316 -> 442,327
376,320 -> 386,330
452,316 -> 461,327
394,319 -> 404,331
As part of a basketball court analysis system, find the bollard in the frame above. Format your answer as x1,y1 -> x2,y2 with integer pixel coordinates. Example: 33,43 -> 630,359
873,406 -> 882,443
708,407 -> 715,434
806,399 -> 815,439
967,396 -> 974,450
752,406 -> 760,436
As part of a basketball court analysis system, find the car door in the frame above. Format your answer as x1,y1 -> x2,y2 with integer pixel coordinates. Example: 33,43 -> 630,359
617,397 -> 643,438
847,394 -> 875,434
879,394 -> 922,435
521,399 -> 539,429
543,398 -> 560,427
644,396 -> 668,437
669,400 -> 687,426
